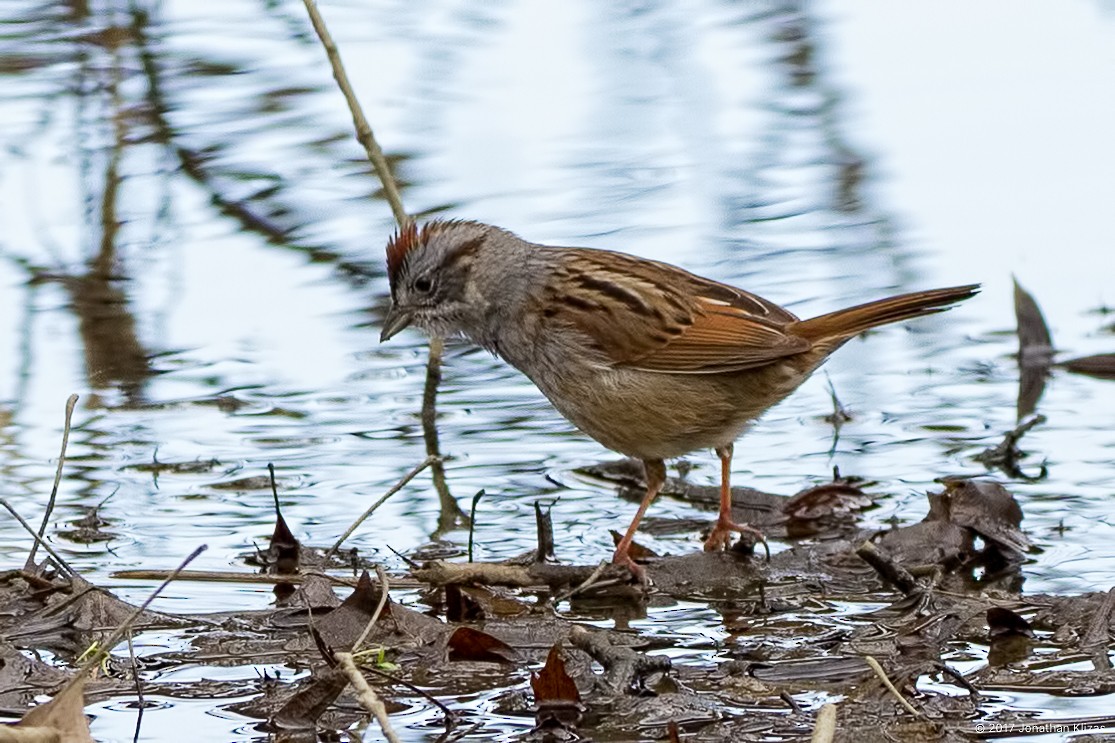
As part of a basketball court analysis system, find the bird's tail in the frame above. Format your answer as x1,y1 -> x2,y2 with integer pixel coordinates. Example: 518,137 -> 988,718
793,284 -> 980,346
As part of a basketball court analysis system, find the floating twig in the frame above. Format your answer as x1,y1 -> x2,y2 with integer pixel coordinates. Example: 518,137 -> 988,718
856,541 -> 920,596
335,651 -> 402,743
863,655 -> 922,719
110,568 -> 423,592
413,559 -> 628,590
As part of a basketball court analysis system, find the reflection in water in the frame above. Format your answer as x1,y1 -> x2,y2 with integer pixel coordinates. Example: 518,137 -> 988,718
131,6 -> 322,250
421,337 -> 470,533
1013,278 -> 1054,421
65,272 -> 151,399
5,4 -> 154,404
715,5 -> 920,297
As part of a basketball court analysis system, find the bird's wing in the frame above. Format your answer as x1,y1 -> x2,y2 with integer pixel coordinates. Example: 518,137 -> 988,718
541,249 -> 810,374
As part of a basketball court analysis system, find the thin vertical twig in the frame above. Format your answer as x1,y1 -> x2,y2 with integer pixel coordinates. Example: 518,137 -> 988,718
300,0 -> 459,527
467,489 -> 485,563
299,0 -> 407,226
127,631 -> 146,743
26,394 -> 79,570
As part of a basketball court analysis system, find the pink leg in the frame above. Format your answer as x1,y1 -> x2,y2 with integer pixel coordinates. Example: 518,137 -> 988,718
703,444 -> 767,554
612,459 -> 666,579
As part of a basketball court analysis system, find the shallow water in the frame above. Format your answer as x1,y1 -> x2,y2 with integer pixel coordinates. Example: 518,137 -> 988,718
1,0 -> 1113,740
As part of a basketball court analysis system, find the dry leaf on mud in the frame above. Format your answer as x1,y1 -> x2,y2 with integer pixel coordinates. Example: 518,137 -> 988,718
4,675 -> 92,743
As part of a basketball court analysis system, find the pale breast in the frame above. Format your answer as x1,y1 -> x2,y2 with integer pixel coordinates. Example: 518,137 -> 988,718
525,361 -> 809,460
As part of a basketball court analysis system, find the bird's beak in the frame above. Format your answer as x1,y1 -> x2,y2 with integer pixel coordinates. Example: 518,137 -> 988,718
380,305 -> 413,342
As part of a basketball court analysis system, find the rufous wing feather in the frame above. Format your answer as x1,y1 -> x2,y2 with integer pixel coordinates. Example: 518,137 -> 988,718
541,250 -> 810,374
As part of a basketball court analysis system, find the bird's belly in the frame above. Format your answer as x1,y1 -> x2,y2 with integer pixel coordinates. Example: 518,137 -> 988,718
528,363 -> 804,460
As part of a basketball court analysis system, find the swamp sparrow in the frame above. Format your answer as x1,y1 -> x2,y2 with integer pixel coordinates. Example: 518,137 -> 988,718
381,220 -> 978,570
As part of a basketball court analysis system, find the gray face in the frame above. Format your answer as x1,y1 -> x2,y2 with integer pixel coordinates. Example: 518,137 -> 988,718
380,222 -> 488,342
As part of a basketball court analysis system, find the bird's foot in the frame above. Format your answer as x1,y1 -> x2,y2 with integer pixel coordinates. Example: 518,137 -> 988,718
611,549 -> 650,585
703,518 -> 770,559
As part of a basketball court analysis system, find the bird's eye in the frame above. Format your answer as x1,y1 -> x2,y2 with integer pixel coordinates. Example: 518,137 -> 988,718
413,275 -> 434,293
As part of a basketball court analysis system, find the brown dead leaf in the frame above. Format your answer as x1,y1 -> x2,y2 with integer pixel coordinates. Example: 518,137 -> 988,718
10,675 -> 92,743
530,644 -> 580,705
530,644 -> 582,736
446,626 -> 517,664
872,480 -> 1030,578
267,503 -> 300,576
314,571 -> 388,652
987,607 -> 1035,640
939,479 -> 1031,555
1014,277 -> 1053,354
873,519 -> 971,573
1061,353 -> 1115,380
